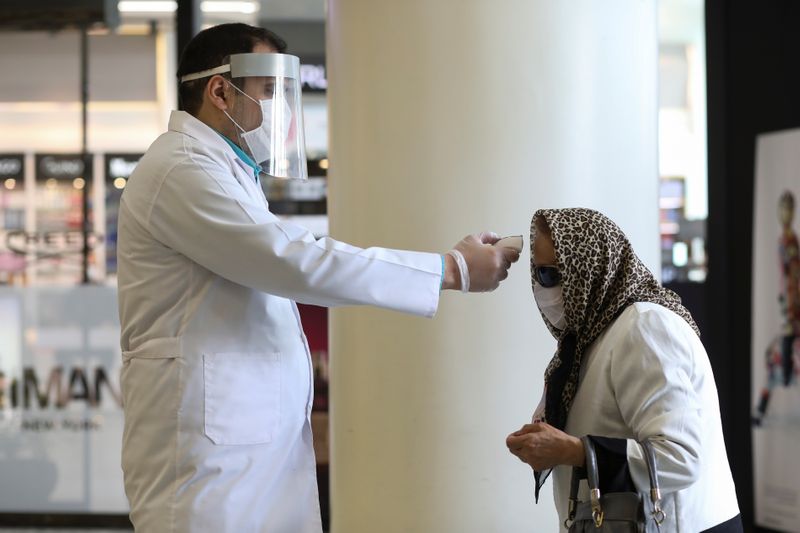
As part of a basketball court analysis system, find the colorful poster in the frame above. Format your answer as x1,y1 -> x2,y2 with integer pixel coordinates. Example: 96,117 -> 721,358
752,128 -> 800,532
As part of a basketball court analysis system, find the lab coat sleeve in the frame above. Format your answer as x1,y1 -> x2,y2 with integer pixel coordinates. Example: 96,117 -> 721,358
143,152 -> 442,317
609,308 -> 703,495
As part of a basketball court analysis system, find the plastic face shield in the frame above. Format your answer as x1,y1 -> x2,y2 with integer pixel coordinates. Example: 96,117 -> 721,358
181,53 -> 308,180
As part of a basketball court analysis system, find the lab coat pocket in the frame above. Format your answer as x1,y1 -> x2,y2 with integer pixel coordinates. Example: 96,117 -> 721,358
203,352 -> 281,445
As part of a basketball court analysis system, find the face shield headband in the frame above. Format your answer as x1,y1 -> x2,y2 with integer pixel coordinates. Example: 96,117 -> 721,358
181,53 -> 308,180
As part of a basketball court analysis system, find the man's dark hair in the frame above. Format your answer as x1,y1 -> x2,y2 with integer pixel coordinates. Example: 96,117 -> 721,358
177,23 -> 287,115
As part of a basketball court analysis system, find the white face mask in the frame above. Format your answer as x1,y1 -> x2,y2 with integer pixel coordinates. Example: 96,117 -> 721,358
533,282 -> 567,330
225,83 -> 292,165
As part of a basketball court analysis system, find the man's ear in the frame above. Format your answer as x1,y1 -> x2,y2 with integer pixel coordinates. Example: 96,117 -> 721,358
206,75 -> 230,111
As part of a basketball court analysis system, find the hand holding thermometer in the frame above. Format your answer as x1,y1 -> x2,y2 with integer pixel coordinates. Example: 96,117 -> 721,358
493,235 -> 524,253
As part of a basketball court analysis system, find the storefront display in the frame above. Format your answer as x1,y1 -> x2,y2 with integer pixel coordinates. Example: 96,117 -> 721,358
0,10 -> 331,528
0,154 -> 26,285
32,154 -> 92,286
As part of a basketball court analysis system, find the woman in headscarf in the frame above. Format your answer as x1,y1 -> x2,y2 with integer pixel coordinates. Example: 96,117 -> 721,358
506,208 -> 741,532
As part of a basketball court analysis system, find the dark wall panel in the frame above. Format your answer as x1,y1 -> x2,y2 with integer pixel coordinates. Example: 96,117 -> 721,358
706,1 -> 800,530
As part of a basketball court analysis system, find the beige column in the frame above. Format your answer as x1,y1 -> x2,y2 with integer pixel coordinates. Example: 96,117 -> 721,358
326,1 -> 658,531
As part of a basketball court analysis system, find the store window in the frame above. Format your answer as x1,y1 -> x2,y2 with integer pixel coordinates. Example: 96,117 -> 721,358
658,0 -> 707,283
0,4 -> 331,525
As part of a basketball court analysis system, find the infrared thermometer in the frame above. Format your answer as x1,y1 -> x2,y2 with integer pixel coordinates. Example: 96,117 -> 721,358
493,235 -> 524,253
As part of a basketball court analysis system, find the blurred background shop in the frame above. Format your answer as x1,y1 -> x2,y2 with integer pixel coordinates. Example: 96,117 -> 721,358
0,0 -> 332,529
1,0 -> 800,532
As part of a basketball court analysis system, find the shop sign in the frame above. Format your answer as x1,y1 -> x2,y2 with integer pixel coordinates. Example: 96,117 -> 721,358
0,366 -> 121,411
36,154 -> 87,180
105,153 -> 142,180
5,230 -> 103,257
0,154 -> 24,179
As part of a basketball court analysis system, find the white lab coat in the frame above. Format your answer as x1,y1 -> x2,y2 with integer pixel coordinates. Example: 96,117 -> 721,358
117,111 -> 442,532
551,302 -> 740,532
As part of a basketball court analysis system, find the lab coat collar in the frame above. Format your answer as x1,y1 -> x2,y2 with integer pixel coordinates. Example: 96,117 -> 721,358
216,132 -> 261,182
169,110 -> 228,151
168,110 -> 266,203
168,110 -> 258,180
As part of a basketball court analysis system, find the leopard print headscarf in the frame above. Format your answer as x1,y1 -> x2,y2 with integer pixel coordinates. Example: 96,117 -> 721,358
531,208 -> 700,432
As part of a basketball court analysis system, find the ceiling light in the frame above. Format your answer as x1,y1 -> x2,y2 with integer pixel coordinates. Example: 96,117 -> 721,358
118,1 -> 178,13
201,1 -> 258,14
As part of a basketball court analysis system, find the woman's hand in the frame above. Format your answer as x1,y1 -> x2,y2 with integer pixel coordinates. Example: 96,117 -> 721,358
505,422 -> 585,471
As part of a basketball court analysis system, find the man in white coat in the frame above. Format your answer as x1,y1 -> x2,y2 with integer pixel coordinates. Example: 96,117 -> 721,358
117,23 -> 520,532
